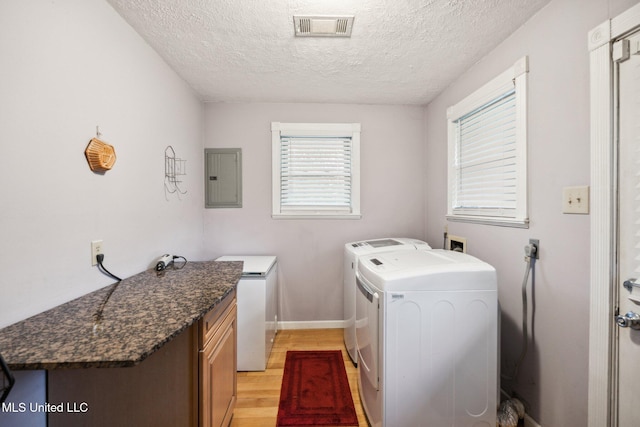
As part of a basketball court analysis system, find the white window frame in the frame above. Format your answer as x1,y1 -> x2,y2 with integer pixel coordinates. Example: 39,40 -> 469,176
271,122 -> 361,219
446,56 -> 529,228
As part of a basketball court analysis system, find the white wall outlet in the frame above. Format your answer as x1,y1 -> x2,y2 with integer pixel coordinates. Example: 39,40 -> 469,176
91,240 -> 103,266
562,186 -> 590,214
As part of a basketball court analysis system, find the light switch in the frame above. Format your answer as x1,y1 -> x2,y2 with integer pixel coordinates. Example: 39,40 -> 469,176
563,186 -> 589,214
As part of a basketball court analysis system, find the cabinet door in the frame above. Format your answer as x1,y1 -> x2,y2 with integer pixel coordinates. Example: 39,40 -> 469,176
200,304 -> 237,427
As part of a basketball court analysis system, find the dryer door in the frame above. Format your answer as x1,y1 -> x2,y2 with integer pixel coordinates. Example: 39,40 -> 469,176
355,273 -> 379,390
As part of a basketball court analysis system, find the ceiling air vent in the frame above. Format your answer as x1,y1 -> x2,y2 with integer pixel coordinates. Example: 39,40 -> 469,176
293,15 -> 354,37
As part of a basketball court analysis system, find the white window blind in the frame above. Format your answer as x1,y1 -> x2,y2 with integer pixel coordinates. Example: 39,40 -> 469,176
454,89 -> 517,211
271,122 -> 361,219
447,56 -> 528,227
280,137 -> 352,210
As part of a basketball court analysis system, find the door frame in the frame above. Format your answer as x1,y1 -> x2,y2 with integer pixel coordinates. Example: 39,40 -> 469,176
589,3 -> 640,426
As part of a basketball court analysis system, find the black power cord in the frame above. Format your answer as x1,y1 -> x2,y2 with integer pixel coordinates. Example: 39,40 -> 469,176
172,255 -> 188,270
96,254 -> 122,282
93,254 -> 122,332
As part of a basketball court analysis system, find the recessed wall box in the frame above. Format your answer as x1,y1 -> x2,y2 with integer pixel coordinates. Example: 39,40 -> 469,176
448,235 -> 467,253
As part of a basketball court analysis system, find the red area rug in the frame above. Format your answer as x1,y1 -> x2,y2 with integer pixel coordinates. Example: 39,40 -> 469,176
277,350 -> 358,426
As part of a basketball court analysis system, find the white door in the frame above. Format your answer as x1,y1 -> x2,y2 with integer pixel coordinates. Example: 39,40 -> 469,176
616,28 -> 640,427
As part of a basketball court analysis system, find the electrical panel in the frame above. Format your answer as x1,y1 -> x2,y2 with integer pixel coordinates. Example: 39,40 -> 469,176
205,148 -> 242,208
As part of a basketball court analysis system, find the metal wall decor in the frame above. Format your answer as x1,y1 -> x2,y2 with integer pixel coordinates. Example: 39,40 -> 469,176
165,145 -> 187,199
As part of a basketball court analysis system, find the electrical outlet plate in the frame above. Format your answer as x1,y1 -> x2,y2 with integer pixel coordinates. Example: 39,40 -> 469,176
529,238 -> 540,259
91,240 -> 103,266
562,185 -> 589,214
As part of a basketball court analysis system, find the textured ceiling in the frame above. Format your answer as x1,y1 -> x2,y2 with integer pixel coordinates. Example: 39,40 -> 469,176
106,0 -> 550,105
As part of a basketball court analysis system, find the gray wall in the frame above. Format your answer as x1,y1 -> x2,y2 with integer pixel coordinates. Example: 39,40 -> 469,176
202,102 -> 427,324
0,0 -> 204,425
423,0 -> 639,425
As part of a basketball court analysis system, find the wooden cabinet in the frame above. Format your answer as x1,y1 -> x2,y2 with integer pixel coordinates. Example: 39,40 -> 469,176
199,293 -> 237,427
48,292 -> 238,427
48,326 -> 199,427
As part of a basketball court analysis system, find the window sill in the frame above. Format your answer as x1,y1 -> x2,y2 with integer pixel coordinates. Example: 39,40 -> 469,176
272,213 -> 362,220
446,215 -> 529,229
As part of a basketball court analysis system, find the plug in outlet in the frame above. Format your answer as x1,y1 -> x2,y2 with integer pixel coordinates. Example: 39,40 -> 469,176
91,240 -> 103,266
528,238 -> 539,260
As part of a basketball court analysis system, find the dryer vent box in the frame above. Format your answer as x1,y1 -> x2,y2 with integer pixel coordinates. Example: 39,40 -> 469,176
448,235 -> 467,253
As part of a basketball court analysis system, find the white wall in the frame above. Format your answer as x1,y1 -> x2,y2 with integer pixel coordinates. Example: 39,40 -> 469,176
0,1 -> 204,425
203,102 -> 427,323
423,0 -> 638,425
0,0 -> 204,328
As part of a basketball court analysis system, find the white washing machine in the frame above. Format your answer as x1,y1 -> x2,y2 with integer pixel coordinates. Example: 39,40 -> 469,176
355,249 -> 497,427
343,238 -> 431,365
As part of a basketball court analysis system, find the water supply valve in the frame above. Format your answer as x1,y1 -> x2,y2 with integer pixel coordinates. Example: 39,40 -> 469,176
616,311 -> 640,330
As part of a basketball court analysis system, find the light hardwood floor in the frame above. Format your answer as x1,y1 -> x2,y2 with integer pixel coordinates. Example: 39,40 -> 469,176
230,328 -> 368,427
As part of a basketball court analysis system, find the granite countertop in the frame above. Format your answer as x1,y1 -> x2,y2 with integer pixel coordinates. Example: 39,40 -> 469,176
0,260 -> 243,370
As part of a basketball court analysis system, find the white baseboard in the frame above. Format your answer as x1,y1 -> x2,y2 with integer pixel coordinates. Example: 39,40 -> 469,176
278,320 -> 344,330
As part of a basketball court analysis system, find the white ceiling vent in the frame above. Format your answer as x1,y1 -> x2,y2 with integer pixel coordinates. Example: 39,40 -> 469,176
293,15 -> 354,37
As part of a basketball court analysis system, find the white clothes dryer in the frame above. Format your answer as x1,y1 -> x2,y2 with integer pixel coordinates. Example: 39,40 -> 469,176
343,238 -> 431,364
355,249 -> 497,427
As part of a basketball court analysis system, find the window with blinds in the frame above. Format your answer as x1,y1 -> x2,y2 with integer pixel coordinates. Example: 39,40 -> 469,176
271,123 -> 361,218
447,56 -> 528,227
280,137 -> 352,209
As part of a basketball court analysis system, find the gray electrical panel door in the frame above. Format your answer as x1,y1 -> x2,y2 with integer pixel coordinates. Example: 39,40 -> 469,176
205,148 -> 242,208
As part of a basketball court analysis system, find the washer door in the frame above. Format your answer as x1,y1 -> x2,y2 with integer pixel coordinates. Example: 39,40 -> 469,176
355,273 -> 379,390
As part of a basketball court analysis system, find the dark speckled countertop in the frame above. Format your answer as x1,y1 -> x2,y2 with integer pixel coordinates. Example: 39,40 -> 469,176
0,260 -> 243,370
